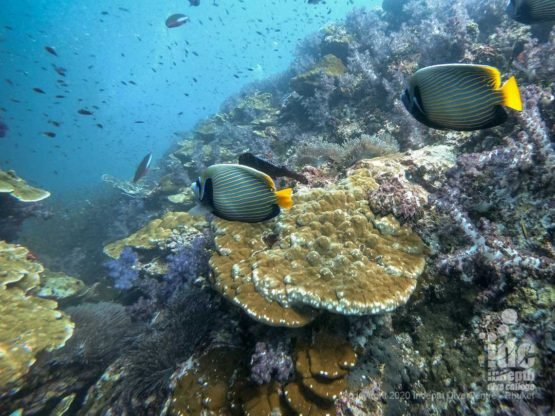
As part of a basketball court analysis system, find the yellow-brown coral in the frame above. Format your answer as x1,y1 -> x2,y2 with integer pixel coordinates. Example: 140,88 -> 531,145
284,331 -> 356,416
210,166 -> 427,327
0,241 -> 74,397
0,169 -> 50,202
103,211 -> 208,258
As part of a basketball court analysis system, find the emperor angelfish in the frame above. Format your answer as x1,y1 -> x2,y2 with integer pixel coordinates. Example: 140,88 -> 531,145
506,0 -> 555,24
190,164 -> 293,223
401,64 -> 522,131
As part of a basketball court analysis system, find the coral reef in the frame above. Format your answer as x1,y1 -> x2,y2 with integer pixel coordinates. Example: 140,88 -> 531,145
78,286 -> 221,414
4,1 -> 555,414
0,241 -> 74,398
103,211 -> 208,259
168,325 -> 357,416
210,162 -> 427,327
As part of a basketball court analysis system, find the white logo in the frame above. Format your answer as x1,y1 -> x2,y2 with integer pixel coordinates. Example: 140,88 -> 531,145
475,309 -> 537,398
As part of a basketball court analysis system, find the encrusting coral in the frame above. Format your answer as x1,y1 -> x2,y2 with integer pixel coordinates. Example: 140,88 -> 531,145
0,241 -> 74,397
0,169 -> 50,202
210,159 -> 428,327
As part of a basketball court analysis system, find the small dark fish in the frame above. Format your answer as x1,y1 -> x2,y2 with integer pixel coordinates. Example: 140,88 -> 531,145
238,153 -> 308,184
190,164 -> 293,222
33,87 -> 46,94
53,65 -> 67,77
165,14 -> 190,28
48,120 -> 61,127
134,120 -> 144,124
401,64 -> 522,131
189,0 -> 200,5
78,108 -> 93,115
0,120 -> 8,138
133,152 -> 152,183
42,131 -> 56,138
44,46 -> 58,56
55,95 -> 65,99
96,123 -> 103,129
506,0 -> 555,24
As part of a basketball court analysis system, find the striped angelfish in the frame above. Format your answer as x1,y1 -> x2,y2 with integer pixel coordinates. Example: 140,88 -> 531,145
190,164 -> 293,223
401,64 -> 522,131
507,0 -> 555,24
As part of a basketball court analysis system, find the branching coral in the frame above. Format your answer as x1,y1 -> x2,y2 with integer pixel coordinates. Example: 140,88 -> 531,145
432,86 -> 554,282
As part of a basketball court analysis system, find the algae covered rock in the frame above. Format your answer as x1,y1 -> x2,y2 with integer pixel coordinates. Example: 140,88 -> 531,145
291,54 -> 347,96
0,169 -> 50,202
34,270 -> 86,300
0,241 -> 74,397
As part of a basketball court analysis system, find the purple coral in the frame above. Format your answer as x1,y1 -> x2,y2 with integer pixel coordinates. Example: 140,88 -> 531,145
250,341 -> 294,385
164,235 -> 210,283
104,246 -> 139,289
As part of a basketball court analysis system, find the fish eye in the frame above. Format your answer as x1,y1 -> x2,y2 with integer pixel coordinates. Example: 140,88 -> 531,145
191,178 -> 201,199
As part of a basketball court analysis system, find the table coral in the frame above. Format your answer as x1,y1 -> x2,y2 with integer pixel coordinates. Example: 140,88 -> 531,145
0,169 -> 50,202
210,164 -> 427,327
0,241 -> 74,398
103,211 -> 208,258
284,330 -> 357,416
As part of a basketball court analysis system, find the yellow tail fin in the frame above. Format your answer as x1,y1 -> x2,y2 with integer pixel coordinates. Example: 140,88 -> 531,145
275,188 -> 293,209
501,76 -> 522,111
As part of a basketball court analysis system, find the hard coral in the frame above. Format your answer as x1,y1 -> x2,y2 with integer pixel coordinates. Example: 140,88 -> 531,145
284,331 -> 357,415
209,163 -> 427,327
103,211 -> 208,259
0,241 -> 74,398
0,169 -> 50,202
168,327 -> 357,416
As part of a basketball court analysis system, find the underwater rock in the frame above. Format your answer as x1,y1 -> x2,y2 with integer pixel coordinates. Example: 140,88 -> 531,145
33,270 -> 86,301
291,54 -> 346,96
167,188 -> 195,205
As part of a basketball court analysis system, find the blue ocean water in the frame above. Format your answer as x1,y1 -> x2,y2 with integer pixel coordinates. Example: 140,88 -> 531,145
0,0 -> 378,202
